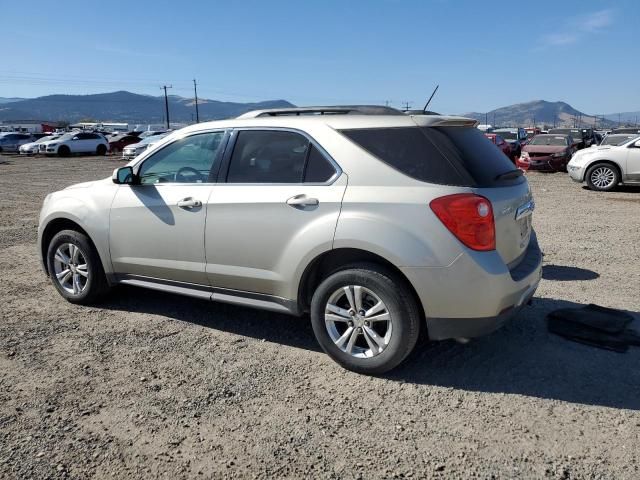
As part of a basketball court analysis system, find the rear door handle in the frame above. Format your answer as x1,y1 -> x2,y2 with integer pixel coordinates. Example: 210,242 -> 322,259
286,195 -> 319,208
177,197 -> 202,209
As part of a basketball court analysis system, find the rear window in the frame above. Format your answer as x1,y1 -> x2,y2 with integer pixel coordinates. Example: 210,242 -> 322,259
340,126 -> 523,187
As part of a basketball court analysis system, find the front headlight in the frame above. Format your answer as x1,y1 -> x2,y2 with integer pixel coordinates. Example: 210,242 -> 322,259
48,143 -> 58,147
520,151 -> 530,159
551,152 -> 566,158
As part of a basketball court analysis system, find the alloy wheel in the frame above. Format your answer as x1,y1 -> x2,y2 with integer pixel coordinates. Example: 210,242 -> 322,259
324,285 -> 393,358
53,243 -> 89,295
590,166 -> 616,189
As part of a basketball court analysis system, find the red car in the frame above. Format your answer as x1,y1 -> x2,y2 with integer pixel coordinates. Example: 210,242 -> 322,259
108,134 -> 141,154
483,133 -> 513,161
516,134 -> 575,172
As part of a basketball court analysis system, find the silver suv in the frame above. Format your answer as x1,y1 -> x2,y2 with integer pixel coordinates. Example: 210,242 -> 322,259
38,107 -> 542,374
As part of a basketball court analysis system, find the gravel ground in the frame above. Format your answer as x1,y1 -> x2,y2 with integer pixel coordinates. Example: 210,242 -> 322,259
1,154 -> 639,479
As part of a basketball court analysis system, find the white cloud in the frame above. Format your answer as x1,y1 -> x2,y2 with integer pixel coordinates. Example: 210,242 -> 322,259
537,8 -> 614,49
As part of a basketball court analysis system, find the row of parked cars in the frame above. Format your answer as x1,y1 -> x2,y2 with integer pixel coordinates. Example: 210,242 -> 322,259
483,126 -> 640,191
0,129 -> 170,159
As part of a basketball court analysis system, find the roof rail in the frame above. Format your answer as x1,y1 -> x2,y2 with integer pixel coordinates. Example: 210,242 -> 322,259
237,105 -> 404,119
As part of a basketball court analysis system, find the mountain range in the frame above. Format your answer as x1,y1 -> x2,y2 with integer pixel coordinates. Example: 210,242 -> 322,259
0,91 -> 293,124
0,92 -> 636,128
463,100 -> 619,128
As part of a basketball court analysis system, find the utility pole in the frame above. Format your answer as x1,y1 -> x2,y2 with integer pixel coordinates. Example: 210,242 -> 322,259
161,85 -> 172,129
485,113 -> 488,126
193,79 -> 200,123
618,113 -> 621,127
402,101 -> 411,112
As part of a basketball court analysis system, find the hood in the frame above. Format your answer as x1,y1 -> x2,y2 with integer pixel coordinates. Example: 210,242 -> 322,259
64,177 -> 112,190
523,144 -> 566,154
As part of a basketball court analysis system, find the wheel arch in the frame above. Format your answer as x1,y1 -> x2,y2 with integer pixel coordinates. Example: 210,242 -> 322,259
297,247 -> 426,325
585,158 -> 623,179
40,217 -> 104,277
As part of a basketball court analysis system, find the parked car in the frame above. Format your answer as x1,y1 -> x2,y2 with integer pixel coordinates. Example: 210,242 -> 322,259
516,134 -> 575,172
483,133 -> 513,160
138,130 -> 168,139
493,128 -> 528,159
38,107 -> 541,374
548,128 -> 596,149
121,132 -> 169,160
0,132 -> 34,153
108,134 -> 141,154
19,134 -> 62,155
611,127 -> 640,135
598,134 -> 639,147
40,132 -> 109,157
567,135 -> 640,191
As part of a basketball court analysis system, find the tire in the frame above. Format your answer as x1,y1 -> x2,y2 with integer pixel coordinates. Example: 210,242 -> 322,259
58,145 -> 70,157
96,144 -> 107,156
46,229 -> 109,304
585,163 -> 620,191
310,263 -> 421,375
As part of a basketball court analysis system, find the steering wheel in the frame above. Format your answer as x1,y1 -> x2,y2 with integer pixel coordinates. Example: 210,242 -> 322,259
174,166 -> 205,183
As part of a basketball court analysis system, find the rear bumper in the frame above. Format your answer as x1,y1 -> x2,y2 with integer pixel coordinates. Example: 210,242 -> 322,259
401,233 -> 542,340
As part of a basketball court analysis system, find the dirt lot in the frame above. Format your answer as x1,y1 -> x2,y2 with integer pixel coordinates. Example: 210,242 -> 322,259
1,153 -> 639,479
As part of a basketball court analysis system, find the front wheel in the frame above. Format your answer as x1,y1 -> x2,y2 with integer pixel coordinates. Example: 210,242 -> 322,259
96,144 -> 107,156
46,230 -> 109,304
310,264 -> 421,375
586,163 -> 619,191
58,145 -> 70,157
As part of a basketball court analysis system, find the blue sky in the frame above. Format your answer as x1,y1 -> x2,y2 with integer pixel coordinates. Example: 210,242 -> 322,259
2,0 -> 638,114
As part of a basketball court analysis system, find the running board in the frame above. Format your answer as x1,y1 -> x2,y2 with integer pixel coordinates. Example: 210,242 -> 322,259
117,276 -> 299,316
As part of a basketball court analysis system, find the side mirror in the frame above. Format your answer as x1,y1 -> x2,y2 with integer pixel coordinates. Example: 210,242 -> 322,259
112,166 -> 135,184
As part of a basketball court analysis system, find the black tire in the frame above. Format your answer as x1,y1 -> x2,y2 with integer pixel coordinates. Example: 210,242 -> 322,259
585,162 -> 620,192
46,229 -> 109,304
310,263 -> 421,375
96,144 -> 107,156
58,145 -> 70,157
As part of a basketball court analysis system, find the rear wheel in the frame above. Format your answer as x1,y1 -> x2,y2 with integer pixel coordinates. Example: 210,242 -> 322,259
586,163 -> 619,191
96,144 -> 107,156
58,145 -> 70,157
310,264 -> 421,375
46,230 -> 109,304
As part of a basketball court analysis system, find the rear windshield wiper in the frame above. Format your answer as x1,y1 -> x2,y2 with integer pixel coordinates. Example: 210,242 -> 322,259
494,169 -> 523,181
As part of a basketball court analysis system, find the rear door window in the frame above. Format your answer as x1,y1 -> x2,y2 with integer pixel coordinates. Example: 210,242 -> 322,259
341,126 -> 523,187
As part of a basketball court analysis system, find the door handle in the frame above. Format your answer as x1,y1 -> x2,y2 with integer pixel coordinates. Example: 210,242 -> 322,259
177,197 -> 202,209
286,195 -> 319,208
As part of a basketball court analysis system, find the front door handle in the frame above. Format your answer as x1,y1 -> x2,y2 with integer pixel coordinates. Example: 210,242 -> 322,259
177,197 -> 202,209
286,195 -> 319,208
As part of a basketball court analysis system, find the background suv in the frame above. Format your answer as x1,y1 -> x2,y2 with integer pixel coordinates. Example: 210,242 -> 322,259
0,132 -> 34,152
40,132 -> 109,157
38,108 -> 542,374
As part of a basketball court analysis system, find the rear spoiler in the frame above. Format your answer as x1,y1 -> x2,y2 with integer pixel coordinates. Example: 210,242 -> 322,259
410,115 -> 479,128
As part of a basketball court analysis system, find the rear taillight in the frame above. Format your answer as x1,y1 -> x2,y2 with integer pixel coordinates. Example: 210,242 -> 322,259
429,194 -> 496,251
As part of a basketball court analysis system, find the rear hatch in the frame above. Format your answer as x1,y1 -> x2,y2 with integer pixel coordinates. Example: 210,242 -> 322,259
339,119 -> 533,267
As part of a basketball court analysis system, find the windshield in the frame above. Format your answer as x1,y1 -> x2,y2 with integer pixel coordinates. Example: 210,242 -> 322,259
35,135 -> 58,143
551,129 -> 582,138
139,134 -> 168,145
601,134 -> 638,146
529,135 -> 568,146
496,131 -> 517,140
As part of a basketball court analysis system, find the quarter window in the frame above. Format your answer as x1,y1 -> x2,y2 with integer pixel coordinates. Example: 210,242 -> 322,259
226,130 -> 336,184
138,132 -> 225,184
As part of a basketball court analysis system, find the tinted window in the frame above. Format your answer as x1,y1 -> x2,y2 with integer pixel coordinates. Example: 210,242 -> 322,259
138,132 -> 225,184
304,144 -> 336,182
227,130 -> 309,183
341,126 -> 522,187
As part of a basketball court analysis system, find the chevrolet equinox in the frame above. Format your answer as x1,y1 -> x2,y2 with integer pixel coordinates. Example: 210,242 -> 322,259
38,107 -> 542,374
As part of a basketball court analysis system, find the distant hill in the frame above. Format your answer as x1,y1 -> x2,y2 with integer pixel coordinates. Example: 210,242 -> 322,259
0,91 -> 294,123
463,100 -> 616,128
0,97 -> 25,104
603,111 -> 640,125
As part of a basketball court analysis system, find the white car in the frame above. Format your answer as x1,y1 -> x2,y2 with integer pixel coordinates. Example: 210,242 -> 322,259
40,132 -> 109,157
19,134 -> 62,155
0,132 -> 34,153
122,132 -> 169,160
567,135 -> 640,191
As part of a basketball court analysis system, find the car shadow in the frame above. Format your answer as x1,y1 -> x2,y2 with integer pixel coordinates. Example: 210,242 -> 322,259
542,264 -> 599,281
581,185 -> 640,194
100,288 -> 640,410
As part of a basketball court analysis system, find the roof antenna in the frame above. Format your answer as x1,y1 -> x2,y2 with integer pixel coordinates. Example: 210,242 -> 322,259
423,85 -> 439,113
